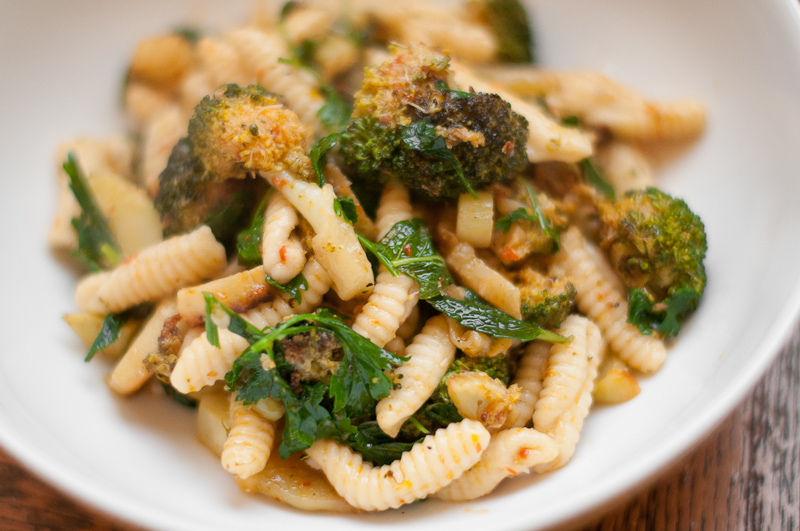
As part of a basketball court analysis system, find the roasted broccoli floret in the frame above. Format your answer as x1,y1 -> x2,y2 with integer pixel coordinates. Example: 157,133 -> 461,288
155,83 -> 310,236
517,268 -> 576,329
599,186 -> 707,336
339,44 -> 528,200
280,330 -> 343,388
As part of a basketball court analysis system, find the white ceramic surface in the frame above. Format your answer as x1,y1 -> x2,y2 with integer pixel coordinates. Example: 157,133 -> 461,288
2,1 -> 800,530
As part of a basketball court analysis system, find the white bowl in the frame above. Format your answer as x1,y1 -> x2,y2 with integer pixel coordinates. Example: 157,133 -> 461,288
2,0 -> 800,530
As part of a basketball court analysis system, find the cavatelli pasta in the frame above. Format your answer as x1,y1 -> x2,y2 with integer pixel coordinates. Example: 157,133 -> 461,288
532,315 -> 593,432
140,103 -> 187,197
305,419 -> 491,511
221,400 -> 277,480
534,318 -> 604,472
375,180 -> 414,240
376,315 -> 456,438
261,191 -> 306,284
434,428 -> 558,501
550,227 -> 666,373
593,141 -> 655,195
351,268 -> 418,348
74,271 -> 113,314
96,225 -> 227,314
504,340 -> 552,429
196,36 -> 251,90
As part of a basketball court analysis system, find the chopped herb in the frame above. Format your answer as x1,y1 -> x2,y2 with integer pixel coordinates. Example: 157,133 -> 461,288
627,286 -> 698,337
494,182 -> 560,251
481,0 -> 535,63
345,421 -> 419,465
235,192 -> 271,267
159,381 -> 198,408
434,80 -> 473,99
278,0 -> 300,23
333,196 -> 358,224
428,289 -> 566,343
561,115 -> 580,127
357,219 -> 452,299
580,157 -> 616,200
495,207 -> 535,233
63,152 -> 121,271
173,27 -> 201,43
399,120 -> 477,198
85,313 -> 125,362
318,85 -> 352,132
264,273 -> 309,304
310,132 -> 343,186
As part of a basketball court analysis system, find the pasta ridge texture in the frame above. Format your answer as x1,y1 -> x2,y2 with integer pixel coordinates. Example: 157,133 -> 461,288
306,419 -> 491,511
221,403 -> 276,479
434,427 -> 558,501
532,315 -> 592,432
352,268 -> 418,348
551,227 -> 666,373
376,315 -> 456,437
261,191 -> 306,284
505,340 -> 551,428
97,226 -> 226,314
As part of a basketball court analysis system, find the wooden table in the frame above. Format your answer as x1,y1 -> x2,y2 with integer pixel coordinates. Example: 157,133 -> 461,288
1,329 -> 798,531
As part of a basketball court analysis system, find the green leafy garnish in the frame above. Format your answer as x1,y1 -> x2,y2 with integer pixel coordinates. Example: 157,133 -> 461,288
428,289 -> 566,343
235,192 -> 271,267
627,286 -> 699,337
310,132 -> 343,185
63,152 -> 121,271
206,295 -> 407,456
561,115 -> 580,127
580,157 -> 616,200
481,0 -> 535,63
318,85 -> 353,132
173,27 -> 201,42
85,313 -> 125,362
264,273 -> 309,304
399,120 -> 477,198
494,182 -> 560,251
347,421 -> 419,466
333,196 -> 358,224
357,219 -> 452,299
434,80 -> 473,100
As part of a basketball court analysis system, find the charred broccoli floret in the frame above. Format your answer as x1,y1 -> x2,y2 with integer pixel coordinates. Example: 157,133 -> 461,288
599,187 -> 707,336
517,268 -> 576,329
155,84 -> 310,235
280,330 -> 343,388
339,44 -> 528,199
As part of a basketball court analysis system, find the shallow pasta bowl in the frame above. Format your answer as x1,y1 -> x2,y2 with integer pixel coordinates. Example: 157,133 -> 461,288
2,0 -> 800,529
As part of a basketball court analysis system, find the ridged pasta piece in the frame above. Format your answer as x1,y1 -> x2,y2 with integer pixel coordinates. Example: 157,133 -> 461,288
370,3 -> 497,64
170,329 -> 250,394
196,36 -> 250,90
128,34 -> 193,91
261,191 -> 306,284
221,399 -> 277,480
108,298 -> 177,394
440,232 -> 522,318
504,340 -> 551,428
445,372 -> 521,430
141,103 -> 186,197
376,315 -> 455,437
534,319 -> 604,473
123,81 -> 175,128
305,419 -> 491,511
96,225 -> 227,314
177,69 -> 215,117
550,228 -> 666,373
226,28 -> 325,134
375,181 -> 414,240
532,315 -> 594,432
448,59 -> 593,163
446,317 -> 513,358
170,258 -> 332,393
351,268 -> 418,348
594,141 -> 655,195
434,428 -> 558,501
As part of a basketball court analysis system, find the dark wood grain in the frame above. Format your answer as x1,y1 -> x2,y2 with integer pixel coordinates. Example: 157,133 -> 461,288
1,331 -> 797,531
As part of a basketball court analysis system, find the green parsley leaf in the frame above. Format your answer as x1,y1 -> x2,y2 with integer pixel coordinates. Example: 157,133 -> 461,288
481,0 -> 535,63
333,196 -> 358,224
278,1 -> 299,23
264,273 -> 309,304
318,85 -> 353,132
310,132 -> 343,186
234,192 -> 270,267
495,207 -> 535,233
399,120 -> 478,198
63,152 -> 122,271
428,289 -> 566,343
434,80 -> 473,99
85,313 -> 125,362
560,115 -> 580,127
580,157 -> 616,200
345,421 -> 419,466
627,286 -> 698,338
